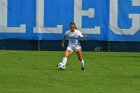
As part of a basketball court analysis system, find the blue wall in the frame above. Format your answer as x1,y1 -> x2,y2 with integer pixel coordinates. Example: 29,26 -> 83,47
0,0 -> 140,41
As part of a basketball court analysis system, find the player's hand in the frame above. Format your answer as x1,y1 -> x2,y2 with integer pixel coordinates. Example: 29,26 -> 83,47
61,39 -> 65,48
82,34 -> 87,39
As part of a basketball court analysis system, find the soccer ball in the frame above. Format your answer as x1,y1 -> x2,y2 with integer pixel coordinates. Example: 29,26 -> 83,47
57,63 -> 65,70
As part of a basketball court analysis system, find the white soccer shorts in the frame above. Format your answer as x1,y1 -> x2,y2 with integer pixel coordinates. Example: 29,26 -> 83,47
67,45 -> 81,52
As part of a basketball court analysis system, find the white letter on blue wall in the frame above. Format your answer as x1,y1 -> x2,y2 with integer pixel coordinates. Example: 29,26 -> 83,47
74,0 -> 100,34
0,0 -> 26,33
110,0 -> 140,35
33,0 -> 63,33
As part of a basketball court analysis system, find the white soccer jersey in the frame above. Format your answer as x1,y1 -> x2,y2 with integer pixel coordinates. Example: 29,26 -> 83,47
64,29 -> 83,47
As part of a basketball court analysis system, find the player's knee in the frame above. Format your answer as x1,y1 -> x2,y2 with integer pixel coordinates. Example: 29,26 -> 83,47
64,52 -> 70,57
64,53 -> 68,57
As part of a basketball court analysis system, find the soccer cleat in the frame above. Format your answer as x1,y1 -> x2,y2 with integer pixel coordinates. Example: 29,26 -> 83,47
81,67 -> 85,70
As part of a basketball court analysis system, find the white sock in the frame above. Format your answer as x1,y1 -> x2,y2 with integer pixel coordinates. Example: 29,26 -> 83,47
80,60 -> 84,68
61,57 -> 67,65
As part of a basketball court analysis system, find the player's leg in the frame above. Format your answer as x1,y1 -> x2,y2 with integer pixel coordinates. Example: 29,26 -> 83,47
61,48 -> 73,65
76,48 -> 85,70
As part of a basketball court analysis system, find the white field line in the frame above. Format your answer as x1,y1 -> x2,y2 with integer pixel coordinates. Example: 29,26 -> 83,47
0,51 -> 16,55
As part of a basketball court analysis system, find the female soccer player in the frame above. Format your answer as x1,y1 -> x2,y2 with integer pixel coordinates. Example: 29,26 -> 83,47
59,22 -> 87,70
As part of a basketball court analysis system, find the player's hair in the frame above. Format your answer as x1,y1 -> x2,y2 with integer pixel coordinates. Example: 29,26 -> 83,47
70,22 -> 77,29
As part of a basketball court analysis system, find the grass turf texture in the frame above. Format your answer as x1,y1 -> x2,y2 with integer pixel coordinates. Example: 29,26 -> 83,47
0,50 -> 140,93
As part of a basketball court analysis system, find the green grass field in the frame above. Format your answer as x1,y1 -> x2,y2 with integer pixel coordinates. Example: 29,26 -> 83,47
0,50 -> 140,93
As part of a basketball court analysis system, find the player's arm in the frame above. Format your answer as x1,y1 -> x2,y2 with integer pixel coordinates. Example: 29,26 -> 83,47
61,35 -> 67,48
78,30 -> 87,39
